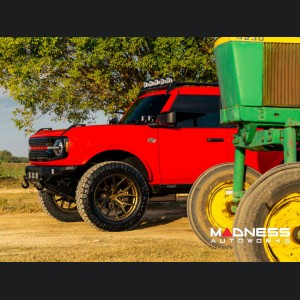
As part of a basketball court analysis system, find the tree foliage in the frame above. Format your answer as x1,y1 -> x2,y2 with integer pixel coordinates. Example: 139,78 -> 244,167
0,150 -> 28,163
0,150 -> 13,163
0,37 -> 217,133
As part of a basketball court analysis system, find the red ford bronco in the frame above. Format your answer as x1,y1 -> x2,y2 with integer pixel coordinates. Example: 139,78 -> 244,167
22,78 -> 284,231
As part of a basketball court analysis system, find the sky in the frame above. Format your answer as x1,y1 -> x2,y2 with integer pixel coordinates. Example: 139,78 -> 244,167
0,91 -> 108,157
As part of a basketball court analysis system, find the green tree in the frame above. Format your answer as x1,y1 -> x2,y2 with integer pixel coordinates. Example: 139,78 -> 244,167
11,156 -> 29,163
0,37 -> 217,134
0,150 -> 14,162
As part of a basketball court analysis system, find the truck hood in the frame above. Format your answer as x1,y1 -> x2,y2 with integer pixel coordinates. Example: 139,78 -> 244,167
30,124 -> 117,138
30,128 -> 67,138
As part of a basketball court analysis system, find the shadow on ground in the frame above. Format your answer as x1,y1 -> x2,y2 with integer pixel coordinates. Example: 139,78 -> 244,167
135,202 -> 187,230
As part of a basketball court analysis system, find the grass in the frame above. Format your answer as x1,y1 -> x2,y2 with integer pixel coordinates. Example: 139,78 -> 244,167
0,192 -> 41,213
0,175 -> 41,213
0,163 -> 28,179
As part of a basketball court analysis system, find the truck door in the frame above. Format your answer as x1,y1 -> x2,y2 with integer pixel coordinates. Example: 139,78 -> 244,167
158,94 -> 231,184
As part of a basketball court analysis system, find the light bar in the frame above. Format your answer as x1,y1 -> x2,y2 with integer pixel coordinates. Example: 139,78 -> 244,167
143,77 -> 173,89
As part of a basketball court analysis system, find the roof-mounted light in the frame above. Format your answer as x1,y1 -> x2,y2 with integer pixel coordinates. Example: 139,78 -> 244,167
142,77 -> 173,89
165,77 -> 173,84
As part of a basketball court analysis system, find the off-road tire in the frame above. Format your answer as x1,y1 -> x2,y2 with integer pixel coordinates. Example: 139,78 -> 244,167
76,161 -> 149,232
38,190 -> 82,222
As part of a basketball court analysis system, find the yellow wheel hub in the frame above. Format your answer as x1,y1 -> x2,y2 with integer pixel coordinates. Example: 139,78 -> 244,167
264,193 -> 300,262
207,181 -> 250,231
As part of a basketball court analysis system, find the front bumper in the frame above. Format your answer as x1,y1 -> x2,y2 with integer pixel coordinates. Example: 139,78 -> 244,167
22,165 -> 78,190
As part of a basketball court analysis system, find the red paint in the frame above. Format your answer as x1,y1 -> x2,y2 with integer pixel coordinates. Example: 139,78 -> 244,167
28,84 -> 284,186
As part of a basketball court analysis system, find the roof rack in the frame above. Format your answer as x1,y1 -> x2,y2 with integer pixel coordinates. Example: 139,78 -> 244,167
138,80 -> 219,96
166,81 -> 219,93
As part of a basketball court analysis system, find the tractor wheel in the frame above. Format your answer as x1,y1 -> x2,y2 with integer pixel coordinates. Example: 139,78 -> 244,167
187,163 -> 261,249
233,163 -> 300,262
76,161 -> 149,232
38,190 -> 82,222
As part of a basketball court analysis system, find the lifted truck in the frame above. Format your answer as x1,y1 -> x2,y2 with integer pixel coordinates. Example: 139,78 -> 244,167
22,78 -> 284,232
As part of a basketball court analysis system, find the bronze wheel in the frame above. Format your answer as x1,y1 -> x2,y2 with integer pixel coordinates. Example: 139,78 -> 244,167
93,173 -> 139,221
38,190 -> 82,222
76,161 -> 149,232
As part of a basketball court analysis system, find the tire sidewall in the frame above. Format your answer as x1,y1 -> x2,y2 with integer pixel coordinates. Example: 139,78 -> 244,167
233,163 -> 300,262
38,190 -> 82,222
188,163 -> 260,249
77,162 -> 149,231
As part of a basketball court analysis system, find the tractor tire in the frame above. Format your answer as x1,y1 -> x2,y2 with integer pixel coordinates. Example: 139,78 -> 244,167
233,163 -> 300,262
187,162 -> 261,249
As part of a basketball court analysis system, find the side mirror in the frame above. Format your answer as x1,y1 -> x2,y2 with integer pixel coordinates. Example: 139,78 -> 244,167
108,117 -> 119,124
157,111 -> 176,126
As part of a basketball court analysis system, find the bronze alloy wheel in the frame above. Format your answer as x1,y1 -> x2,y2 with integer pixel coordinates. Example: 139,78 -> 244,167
38,190 -> 82,222
52,195 -> 78,212
76,161 -> 149,232
93,174 -> 139,221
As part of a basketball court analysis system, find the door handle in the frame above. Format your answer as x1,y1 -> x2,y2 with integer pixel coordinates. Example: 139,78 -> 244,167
207,138 -> 224,142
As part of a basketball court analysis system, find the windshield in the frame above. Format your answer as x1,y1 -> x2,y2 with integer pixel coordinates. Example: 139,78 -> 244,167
119,94 -> 170,124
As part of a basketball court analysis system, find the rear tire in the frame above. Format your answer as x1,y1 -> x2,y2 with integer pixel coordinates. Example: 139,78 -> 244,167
76,161 -> 149,232
187,163 -> 261,249
38,190 -> 82,222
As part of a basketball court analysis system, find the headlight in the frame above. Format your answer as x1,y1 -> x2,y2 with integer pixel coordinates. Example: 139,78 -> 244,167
53,139 -> 64,157
47,137 -> 68,158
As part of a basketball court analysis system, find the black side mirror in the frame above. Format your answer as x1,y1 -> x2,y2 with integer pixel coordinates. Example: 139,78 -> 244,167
108,117 -> 119,124
157,111 -> 176,126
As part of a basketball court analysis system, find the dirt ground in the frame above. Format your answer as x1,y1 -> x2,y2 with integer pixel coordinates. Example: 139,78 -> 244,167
0,187 -> 236,262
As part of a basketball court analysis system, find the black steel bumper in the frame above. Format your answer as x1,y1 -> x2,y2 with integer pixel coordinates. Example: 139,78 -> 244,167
22,165 -> 78,190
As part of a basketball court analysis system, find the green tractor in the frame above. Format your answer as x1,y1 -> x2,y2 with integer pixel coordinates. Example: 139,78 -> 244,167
187,37 -> 300,262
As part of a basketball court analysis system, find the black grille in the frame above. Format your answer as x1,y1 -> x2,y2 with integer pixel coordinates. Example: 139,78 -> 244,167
29,137 -> 56,161
29,136 -> 68,162
29,150 -> 52,161
29,137 -> 56,147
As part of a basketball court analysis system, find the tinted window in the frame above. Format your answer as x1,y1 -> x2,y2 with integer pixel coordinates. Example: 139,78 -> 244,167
171,95 -> 221,128
119,94 -> 170,124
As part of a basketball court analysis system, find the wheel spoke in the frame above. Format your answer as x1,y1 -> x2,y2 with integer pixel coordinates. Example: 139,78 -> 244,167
122,183 -> 134,193
116,203 -> 127,216
111,202 -> 121,220
116,192 -> 137,198
115,198 -> 135,207
104,178 -> 109,191
105,203 -> 113,216
116,177 -> 126,187
41,192 -> 80,221
49,194 -> 77,212
112,175 -> 116,187
55,197 -> 64,208
92,168 -> 142,223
